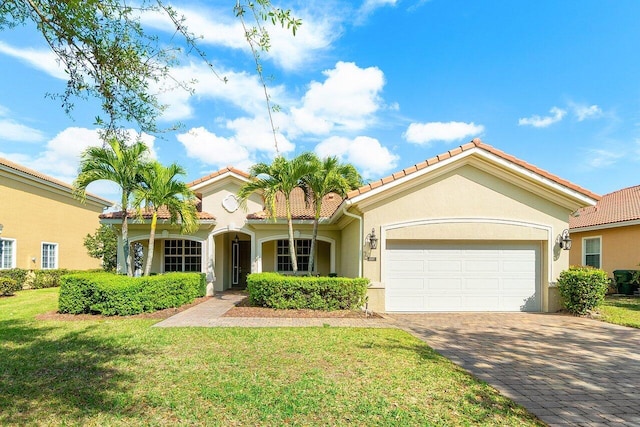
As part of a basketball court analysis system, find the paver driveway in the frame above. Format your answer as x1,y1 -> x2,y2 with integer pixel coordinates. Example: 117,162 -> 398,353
390,313 -> 640,427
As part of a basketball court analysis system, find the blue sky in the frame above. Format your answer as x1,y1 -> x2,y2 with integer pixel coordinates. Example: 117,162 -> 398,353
1,1 -> 639,203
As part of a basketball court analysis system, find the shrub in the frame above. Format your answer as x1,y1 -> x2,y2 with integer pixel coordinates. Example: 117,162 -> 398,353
32,269 -> 72,289
59,272 -> 206,316
0,268 -> 29,289
0,277 -> 21,296
557,266 -> 609,315
247,273 -> 369,310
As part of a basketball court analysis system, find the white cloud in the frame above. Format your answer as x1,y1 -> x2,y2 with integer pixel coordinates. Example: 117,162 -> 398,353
518,107 -> 566,128
0,41 -> 67,80
290,61 -> 385,136
1,127 -> 155,200
572,104 -> 603,121
315,136 -> 398,179
141,5 -> 339,72
586,148 -> 623,168
357,0 -> 398,23
0,119 -> 45,142
403,121 -> 484,145
177,127 -> 252,170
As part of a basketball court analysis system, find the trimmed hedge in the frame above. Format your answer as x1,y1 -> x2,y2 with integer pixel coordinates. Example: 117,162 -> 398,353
557,266 -> 609,315
32,269 -> 73,289
58,272 -> 207,316
247,272 -> 369,310
0,277 -> 21,296
0,269 -> 29,289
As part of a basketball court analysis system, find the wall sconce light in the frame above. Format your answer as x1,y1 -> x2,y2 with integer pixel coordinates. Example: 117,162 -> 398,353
558,229 -> 572,250
31,257 -> 36,263
233,234 -> 239,244
365,228 -> 378,250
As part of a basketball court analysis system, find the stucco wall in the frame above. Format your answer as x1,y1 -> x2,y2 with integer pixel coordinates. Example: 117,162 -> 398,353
1,173 -> 107,270
569,225 -> 640,278
355,164 -> 574,313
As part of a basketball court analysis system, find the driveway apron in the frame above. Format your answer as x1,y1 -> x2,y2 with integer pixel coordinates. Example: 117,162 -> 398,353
390,313 -> 640,426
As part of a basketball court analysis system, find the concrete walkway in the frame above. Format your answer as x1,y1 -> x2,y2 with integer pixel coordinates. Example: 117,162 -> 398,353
153,293 -> 392,328
390,313 -> 640,427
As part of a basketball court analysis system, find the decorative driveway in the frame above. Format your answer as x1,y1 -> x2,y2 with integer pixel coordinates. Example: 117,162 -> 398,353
390,313 -> 640,426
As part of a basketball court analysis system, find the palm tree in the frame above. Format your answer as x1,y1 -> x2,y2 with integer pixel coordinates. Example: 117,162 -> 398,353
74,137 -> 150,276
237,153 -> 315,274
134,161 -> 198,276
302,155 -> 362,273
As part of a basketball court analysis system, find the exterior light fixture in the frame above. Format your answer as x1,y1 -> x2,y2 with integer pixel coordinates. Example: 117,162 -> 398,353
365,228 -> 378,250
558,229 -> 572,250
233,234 -> 239,244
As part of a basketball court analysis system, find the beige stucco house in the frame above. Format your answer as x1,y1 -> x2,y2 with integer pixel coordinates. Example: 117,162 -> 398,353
0,157 -> 112,271
103,139 -> 599,313
569,185 -> 640,278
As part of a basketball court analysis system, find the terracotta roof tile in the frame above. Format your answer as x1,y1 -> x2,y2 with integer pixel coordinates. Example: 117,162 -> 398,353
570,185 -> 640,229
247,187 -> 343,220
187,166 -> 250,187
100,199 -> 215,221
347,138 -> 600,201
0,156 -> 112,206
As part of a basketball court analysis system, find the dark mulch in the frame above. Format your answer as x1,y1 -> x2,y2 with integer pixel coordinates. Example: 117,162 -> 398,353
223,297 -> 382,318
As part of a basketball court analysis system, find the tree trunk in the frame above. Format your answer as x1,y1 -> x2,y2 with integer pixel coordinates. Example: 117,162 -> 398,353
144,212 -> 157,276
121,193 -> 131,275
308,199 -> 321,274
286,198 -> 298,273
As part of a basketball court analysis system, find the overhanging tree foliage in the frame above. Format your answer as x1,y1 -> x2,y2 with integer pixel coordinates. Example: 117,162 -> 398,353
83,224 -> 118,272
0,1 -> 300,134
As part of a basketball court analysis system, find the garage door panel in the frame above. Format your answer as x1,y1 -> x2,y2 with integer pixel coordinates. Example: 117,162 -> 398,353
427,259 -> 462,272
385,243 -> 540,312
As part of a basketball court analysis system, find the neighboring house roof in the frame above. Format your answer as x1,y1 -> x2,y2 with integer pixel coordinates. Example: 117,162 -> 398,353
346,139 -> 600,202
570,185 -> 640,230
0,156 -> 113,207
247,187 -> 343,220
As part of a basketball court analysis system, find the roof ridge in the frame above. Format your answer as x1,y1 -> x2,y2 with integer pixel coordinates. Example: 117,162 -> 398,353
187,166 -> 251,187
346,138 -> 600,201
0,156 -> 112,205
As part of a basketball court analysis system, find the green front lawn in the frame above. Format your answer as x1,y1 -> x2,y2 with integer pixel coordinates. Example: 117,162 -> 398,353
1,289 -> 542,426
598,296 -> 640,328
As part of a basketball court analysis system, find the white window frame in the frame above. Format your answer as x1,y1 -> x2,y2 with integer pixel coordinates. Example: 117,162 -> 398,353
0,238 -> 17,269
162,239 -> 203,273
276,239 -> 313,273
582,236 -> 602,269
41,242 -> 58,270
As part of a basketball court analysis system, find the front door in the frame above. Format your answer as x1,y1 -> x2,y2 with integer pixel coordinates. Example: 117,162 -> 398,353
232,240 -> 251,288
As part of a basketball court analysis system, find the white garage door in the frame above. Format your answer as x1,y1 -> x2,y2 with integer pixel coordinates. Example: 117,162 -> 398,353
385,242 -> 540,312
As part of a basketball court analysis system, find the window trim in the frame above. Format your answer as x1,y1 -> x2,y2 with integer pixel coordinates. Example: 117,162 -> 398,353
0,238 -> 17,269
41,242 -> 59,270
582,236 -> 602,269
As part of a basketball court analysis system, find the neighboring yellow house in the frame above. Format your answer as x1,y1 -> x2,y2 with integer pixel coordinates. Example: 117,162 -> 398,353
569,185 -> 640,278
103,139 -> 598,313
0,157 -> 112,270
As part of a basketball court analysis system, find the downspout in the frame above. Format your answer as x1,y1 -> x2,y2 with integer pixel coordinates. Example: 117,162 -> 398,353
341,202 -> 363,278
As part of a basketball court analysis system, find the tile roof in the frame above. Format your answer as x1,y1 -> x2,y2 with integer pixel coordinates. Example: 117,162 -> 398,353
247,187 -> 343,220
0,156 -> 112,206
346,138 -> 600,201
100,203 -> 216,221
187,166 -> 250,188
570,185 -> 640,229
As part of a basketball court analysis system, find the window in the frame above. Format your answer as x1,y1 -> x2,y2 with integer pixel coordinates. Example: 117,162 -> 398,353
42,243 -> 58,269
0,239 -> 16,269
583,237 -> 601,269
164,239 -> 202,272
277,239 -> 312,272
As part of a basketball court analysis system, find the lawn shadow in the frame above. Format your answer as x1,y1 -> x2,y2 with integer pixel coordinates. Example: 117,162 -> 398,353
0,319 -> 146,425
604,297 -> 640,312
